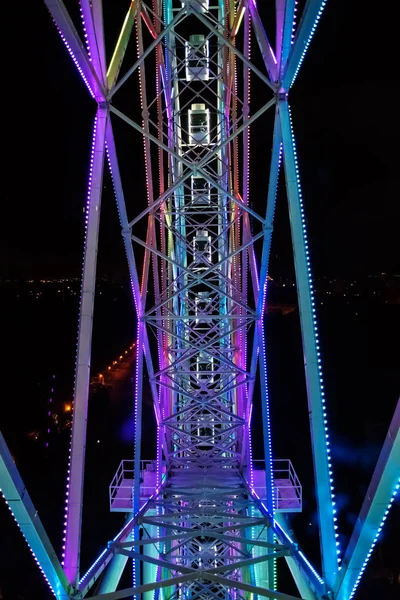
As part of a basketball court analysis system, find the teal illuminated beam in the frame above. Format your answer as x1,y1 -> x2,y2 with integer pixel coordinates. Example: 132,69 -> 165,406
0,431 -> 69,599
276,0 -> 296,78
334,397 -> 400,600
282,0 -> 328,89
279,99 -> 339,589
245,0 -> 278,82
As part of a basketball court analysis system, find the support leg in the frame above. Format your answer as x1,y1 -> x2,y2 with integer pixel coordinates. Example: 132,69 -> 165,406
99,553 -> 129,593
279,99 -> 338,588
257,320 -> 275,589
335,398 -> 400,600
64,106 -> 108,585
143,513 -> 158,600
0,432 -> 69,598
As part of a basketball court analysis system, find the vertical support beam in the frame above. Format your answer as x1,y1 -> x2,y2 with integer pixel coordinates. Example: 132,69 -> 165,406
108,7 -> 188,101
282,557 -> 318,600
279,99 -> 338,588
44,0 -> 105,100
143,513 -> 159,600
257,107 -> 282,315
335,398 -> 400,600
241,5 -> 251,473
92,0 -> 108,84
105,119 -> 165,439
274,513 -> 318,600
275,0 -> 285,72
0,432 -> 69,599
252,522 -> 271,591
98,553 -> 129,593
107,0 -> 139,91
133,323 -> 145,516
98,514 -> 132,593
247,108 -> 281,417
64,106 -> 108,586
276,0 -> 296,78
282,0 -> 328,88
249,110 -> 282,590
80,0 -> 107,87
132,322 -> 145,595
257,320 -> 275,589
246,0 -> 278,82
105,120 -> 141,309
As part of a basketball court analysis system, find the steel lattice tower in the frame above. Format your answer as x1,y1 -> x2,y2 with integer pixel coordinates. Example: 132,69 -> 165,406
1,2 -> 399,600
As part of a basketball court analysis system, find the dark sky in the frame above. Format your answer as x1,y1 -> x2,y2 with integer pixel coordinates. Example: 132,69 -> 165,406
2,1 -> 399,280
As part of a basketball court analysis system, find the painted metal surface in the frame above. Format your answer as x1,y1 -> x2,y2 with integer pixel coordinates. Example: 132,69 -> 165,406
0,432 -> 69,599
282,0 -> 328,88
335,398 -> 400,600
279,99 -> 338,588
44,0 -> 105,99
63,107 -> 108,586
0,2 -> 398,599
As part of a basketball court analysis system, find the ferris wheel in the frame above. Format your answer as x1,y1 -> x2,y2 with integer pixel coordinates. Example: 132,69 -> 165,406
1,2 -> 399,600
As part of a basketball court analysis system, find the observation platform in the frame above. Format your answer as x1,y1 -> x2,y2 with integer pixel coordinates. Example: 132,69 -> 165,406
109,460 -> 165,512
109,458 -> 301,513
252,459 -> 302,512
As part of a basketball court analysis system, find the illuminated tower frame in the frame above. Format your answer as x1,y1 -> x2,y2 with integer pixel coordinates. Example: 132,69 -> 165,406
0,2 -> 399,600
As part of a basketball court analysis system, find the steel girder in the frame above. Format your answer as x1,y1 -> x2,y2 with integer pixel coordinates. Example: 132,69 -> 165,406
64,106 -> 108,586
279,99 -> 338,587
334,398 -> 400,600
0,2 -> 398,600
0,432 -> 69,599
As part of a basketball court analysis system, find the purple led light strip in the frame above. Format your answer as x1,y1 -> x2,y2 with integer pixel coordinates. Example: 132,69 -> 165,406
63,108 -> 107,586
62,113 -> 99,567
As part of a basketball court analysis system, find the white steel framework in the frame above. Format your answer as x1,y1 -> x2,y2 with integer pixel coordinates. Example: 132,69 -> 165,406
0,2 -> 399,600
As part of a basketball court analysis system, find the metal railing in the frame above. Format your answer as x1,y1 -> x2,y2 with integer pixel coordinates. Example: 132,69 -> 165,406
110,458 -> 301,512
109,460 -> 160,511
252,458 -> 302,512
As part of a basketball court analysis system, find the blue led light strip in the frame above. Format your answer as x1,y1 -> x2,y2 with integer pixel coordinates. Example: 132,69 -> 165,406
279,100 -> 339,588
335,398 -> 400,599
0,432 -> 69,598
349,479 -> 400,599
282,0 -> 328,88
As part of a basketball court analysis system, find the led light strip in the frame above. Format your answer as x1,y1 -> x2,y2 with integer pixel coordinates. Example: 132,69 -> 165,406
291,1 -> 299,44
287,104 -> 340,564
348,478 -> 400,599
261,144 -> 282,319
62,114 -> 99,566
49,17 -> 95,98
79,1 -> 92,58
0,488 -> 58,597
290,0 -> 328,86
105,144 -> 139,315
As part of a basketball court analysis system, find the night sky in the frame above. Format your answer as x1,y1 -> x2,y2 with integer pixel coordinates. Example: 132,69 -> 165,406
1,1 -> 399,599
2,1 -> 399,280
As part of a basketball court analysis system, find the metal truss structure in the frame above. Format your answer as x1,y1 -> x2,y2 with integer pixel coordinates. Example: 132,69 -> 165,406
1,1 -> 399,599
